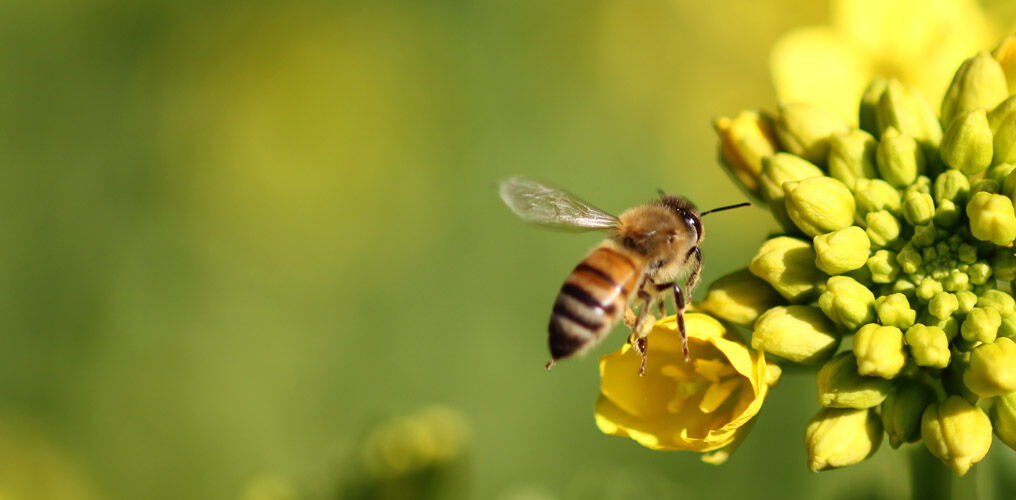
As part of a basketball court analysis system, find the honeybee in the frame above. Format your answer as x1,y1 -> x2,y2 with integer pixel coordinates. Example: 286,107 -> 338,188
499,176 -> 748,374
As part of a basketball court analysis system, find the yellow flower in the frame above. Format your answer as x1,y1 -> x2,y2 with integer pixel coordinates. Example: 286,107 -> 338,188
595,313 -> 778,461
770,0 -> 997,122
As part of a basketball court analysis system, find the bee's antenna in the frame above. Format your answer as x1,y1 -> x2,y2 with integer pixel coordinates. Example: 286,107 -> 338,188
656,188 -> 667,197
700,202 -> 751,217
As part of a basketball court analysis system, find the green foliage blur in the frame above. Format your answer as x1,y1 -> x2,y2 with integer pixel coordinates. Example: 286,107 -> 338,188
3,0 -> 1016,499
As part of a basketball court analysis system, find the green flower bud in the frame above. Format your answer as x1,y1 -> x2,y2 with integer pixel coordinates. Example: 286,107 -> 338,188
903,192 -> 935,226
905,175 -> 933,196
967,262 -> 991,285
999,313 -> 1016,340
922,396 -> 993,476
875,293 -> 916,329
775,102 -> 850,165
854,178 -> 902,216
910,223 -> 938,248
957,243 -> 978,264
867,249 -> 901,283
991,251 -> 1016,281
784,177 -> 857,237
818,276 -> 876,330
992,105 -> 1016,165
933,199 -> 961,228
934,169 -> 970,205
890,278 -> 917,299
916,278 -> 944,302
827,129 -> 878,189
876,127 -> 926,188
964,337 -> 1016,396
1004,167 -> 1016,200
805,407 -> 882,472
752,305 -> 839,364
876,79 -> 942,155
749,236 -> 826,303
943,349 -> 977,403
698,268 -> 784,327
940,109 -> 993,175
816,352 -> 893,408
759,153 -> 824,230
993,34 -> 1016,95
961,307 -> 1001,344
881,379 -> 937,448
864,210 -> 901,247
928,292 -> 959,321
980,289 -> 1016,316
966,191 -> 1016,245
859,78 -> 889,136
956,290 -> 978,314
987,163 -> 1016,184
941,51 -> 1009,129
714,111 -> 780,199
989,96 -> 1016,133
942,269 -> 970,292
854,324 -> 907,379
990,392 -> 1016,451
904,324 -> 951,369
812,226 -> 870,275
896,244 -> 923,274
971,178 -> 1000,198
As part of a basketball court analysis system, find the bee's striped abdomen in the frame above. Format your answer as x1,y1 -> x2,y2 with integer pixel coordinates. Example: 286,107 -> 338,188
548,245 -> 642,361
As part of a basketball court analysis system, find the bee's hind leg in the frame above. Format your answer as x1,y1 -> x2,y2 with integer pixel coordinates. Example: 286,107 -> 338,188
629,289 -> 657,376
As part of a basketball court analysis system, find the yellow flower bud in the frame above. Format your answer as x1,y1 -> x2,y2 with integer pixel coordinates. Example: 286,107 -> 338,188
882,379 -> 937,448
961,307 -> 1002,344
991,392 -> 1016,451
859,78 -> 888,136
915,278 -> 944,302
867,249 -> 900,284
875,79 -> 942,155
698,268 -> 784,327
748,236 -> 826,303
864,210 -> 901,247
921,396 -> 993,476
758,153 -> 824,231
968,262 -> 992,285
956,290 -> 978,314
875,293 -> 916,329
854,178 -> 902,216
818,276 -> 876,330
933,169 -> 970,205
876,127 -> 926,188
854,324 -> 907,379
940,109 -> 993,175
934,199 -> 961,228
827,129 -> 878,189
964,337 -> 1016,397
752,305 -> 839,364
774,102 -> 850,165
904,324 -> 951,369
977,289 -> 1016,316
992,251 -> 1016,281
993,34 -> 1016,95
941,51 -> 1009,129
714,110 -> 779,198
805,407 -> 882,472
813,226 -> 870,275
902,192 -> 935,227
966,191 -> 1016,246
816,352 -> 892,409
784,177 -> 856,237
928,291 -> 959,321
991,105 -> 1016,165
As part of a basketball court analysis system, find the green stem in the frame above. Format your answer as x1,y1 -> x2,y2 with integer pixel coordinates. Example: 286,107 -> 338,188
910,447 -> 953,500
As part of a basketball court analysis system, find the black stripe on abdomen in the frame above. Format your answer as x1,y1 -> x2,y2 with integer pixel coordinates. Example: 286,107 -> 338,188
561,283 -> 616,314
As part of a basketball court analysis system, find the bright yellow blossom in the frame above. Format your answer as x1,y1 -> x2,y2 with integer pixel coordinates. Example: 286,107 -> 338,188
770,0 -> 997,122
595,313 -> 778,461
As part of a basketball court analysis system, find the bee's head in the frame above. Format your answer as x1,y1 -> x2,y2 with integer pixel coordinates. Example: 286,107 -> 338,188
659,194 -> 702,244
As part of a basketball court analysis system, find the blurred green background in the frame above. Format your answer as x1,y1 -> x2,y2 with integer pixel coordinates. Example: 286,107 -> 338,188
2,1 -> 1016,499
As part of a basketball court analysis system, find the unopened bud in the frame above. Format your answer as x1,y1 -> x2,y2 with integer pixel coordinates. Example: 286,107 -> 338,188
818,276 -> 876,330
775,102 -> 850,165
992,110 -> 1016,165
854,178 -> 902,216
882,379 -> 937,448
865,210 -> 901,246
752,305 -> 839,364
698,268 -> 784,327
816,352 -> 892,409
875,293 -> 917,329
966,191 -> 1016,246
956,290 -> 978,314
961,307 -> 1002,344
714,110 -> 779,198
933,169 -> 970,205
854,323 -> 907,379
964,337 -> 1016,397
922,396 -> 993,476
805,407 -> 882,472
940,109 -> 993,175
993,34 -> 1016,95
749,236 -> 826,303
859,78 -> 889,136
784,177 -> 857,237
992,251 -> 1016,281
941,51 -> 1009,129
903,192 -> 936,226
868,249 -> 901,283
876,79 -> 942,155
928,292 -> 959,321
827,129 -> 878,189
904,324 -> 951,369
759,153 -> 824,231
876,127 -> 926,188
813,226 -> 870,275
990,392 -> 1016,451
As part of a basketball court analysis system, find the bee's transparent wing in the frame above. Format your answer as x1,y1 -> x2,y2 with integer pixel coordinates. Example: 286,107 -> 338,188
498,176 -> 618,231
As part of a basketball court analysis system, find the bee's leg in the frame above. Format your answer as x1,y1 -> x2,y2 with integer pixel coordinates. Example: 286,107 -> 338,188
673,282 -> 690,361
685,247 -> 703,293
630,288 -> 656,376
623,306 -> 637,329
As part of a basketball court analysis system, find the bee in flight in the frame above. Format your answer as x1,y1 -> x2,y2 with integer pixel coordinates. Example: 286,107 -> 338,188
499,176 -> 748,374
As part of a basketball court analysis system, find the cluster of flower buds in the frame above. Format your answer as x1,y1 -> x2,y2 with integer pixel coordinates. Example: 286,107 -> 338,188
708,38 -> 1016,475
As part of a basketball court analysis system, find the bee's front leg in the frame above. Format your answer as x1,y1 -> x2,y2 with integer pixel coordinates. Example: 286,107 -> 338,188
629,288 -> 658,376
